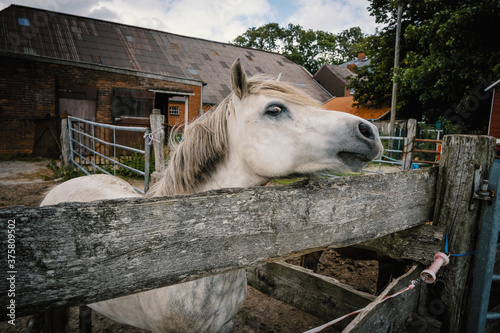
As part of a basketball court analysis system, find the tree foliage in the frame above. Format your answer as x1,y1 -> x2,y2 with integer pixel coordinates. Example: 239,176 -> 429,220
233,23 -> 364,74
350,0 -> 500,132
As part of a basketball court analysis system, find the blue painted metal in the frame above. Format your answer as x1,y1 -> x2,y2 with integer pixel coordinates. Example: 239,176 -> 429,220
466,160 -> 500,333
67,116 -> 150,194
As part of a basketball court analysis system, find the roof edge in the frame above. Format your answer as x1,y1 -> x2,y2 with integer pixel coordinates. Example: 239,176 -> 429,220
485,78 -> 500,92
0,50 -> 204,86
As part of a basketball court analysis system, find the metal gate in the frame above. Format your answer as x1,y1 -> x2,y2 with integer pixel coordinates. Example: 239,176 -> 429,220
67,116 -> 151,194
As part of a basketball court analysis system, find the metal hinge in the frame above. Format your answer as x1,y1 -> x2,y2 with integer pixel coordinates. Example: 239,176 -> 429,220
470,164 -> 496,210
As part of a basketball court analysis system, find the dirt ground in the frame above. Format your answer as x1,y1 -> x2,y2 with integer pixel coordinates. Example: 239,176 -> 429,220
0,160 -> 381,333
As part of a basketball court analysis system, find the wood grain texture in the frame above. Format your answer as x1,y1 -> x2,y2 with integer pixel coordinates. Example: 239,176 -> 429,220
0,168 -> 436,317
344,264 -> 423,332
247,262 -> 376,331
432,135 -> 496,332
355,224 -> 445,265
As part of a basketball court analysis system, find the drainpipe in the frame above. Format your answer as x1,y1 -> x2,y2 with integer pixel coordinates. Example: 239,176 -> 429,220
184,96 -> 189,127
199,82 -> 207,116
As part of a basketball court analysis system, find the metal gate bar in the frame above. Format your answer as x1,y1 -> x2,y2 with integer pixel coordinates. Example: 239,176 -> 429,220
467,160 -> 500,332
67,116 -> 150,194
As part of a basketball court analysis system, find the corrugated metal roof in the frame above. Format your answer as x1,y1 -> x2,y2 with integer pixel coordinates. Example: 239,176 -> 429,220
0,5 -> 332,104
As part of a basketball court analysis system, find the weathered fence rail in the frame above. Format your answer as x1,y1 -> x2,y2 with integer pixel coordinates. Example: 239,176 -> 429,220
0,168 -> 436,318
1,135 -> 497,333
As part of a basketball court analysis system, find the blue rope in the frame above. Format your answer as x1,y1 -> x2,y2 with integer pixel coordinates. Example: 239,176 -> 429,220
445,235 -> 478,257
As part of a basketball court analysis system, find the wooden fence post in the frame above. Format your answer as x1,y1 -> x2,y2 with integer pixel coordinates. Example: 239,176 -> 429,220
402,118 -> 417,170
150,109 -> 165,175
60,112 -> 71,167
431,135 -> 496,332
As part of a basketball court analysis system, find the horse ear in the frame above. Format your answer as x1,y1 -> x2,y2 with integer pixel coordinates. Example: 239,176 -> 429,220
231,59 -> 248,99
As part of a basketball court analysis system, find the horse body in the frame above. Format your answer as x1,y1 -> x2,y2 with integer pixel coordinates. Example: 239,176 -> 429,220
40,60 -> 382,332
41,176 -> 243,332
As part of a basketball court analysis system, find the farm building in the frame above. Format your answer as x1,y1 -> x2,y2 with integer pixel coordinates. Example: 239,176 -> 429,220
0,4 -> 331,157
339,51 -> 370,72
486,79 -> 500,139
323,96 -> 390,121
313,63 -> 355,98
485,78 -> 500,156
323,96 -> 393,135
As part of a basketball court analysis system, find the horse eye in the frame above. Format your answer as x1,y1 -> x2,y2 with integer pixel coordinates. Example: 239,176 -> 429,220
265,104 -> 285,117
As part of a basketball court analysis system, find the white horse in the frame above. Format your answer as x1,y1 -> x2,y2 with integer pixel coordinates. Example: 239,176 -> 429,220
39,59 -> 383,332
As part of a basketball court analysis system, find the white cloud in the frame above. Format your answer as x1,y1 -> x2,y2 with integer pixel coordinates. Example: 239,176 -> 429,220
160,0 -> 274,42
82,0 -> 273,42
0,0 -> 377,42
284,0 -> 378,35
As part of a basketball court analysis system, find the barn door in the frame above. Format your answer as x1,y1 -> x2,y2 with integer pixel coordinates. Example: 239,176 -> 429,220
33,116 -> 60,158
58,87 -> 97,157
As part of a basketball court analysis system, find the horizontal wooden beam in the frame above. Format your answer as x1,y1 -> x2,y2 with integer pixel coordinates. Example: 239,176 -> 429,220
247,262 -> 376,331
0,168 -> 437,317
353,224 -> 445,265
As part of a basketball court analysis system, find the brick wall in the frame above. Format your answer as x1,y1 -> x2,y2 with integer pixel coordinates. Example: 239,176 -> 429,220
0,53 -> 202,156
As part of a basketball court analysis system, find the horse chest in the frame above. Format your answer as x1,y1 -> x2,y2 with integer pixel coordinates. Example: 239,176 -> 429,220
90,270 -> 247,332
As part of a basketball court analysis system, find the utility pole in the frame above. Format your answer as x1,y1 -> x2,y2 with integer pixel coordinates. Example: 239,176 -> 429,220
389,4 -> 403,138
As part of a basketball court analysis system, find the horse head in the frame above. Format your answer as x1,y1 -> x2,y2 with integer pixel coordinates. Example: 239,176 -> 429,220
220,59 -> 383,187
154,59 -> 383,195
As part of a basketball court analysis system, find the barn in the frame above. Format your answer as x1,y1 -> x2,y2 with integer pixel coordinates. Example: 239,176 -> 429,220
0,4 -> 332,157
486,79 -> 500,138
313,63 -> 355,98
485,78 -> 500,156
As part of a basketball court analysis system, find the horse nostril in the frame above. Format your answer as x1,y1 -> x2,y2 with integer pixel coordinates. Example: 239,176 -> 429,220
358,122 -> 375,140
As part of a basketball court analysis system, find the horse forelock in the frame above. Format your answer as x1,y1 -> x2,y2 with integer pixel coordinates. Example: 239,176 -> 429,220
247,76 -> 324,108
149,76 -> 322,197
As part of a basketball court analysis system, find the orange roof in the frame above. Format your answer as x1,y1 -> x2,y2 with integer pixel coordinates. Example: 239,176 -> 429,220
324,96 -> 390,120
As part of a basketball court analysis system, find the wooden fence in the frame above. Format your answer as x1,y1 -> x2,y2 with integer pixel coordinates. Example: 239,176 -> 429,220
0,135 -> 497,332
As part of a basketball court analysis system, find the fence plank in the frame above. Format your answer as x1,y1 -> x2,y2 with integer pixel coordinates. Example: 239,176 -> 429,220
431,135 -> 497,332
150,109 -> 165,173
403,118 -> 417,170
60,113 -> 71,167
0,168 -> 436,317
355,224 -> 445,265
247,262 -> 376,331
343,264 -> 423,332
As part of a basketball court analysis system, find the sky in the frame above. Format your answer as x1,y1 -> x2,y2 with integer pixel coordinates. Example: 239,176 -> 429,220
0,0 -> 379,43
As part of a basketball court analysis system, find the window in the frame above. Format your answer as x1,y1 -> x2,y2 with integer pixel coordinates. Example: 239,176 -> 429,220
111,88 -> 153,119
18,18 -> 30,26
23,47 -> 36,55
126,35 -> 134,42
169,106 -> 180,116
92,55 -> 103,64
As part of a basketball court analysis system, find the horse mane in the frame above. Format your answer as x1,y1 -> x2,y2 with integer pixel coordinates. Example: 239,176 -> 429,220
148,76 -> 323,197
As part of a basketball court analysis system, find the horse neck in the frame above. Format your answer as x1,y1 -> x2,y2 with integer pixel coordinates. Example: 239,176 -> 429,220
149,97 -> 267,197
150,151 -> 268,197
197,156 -> 269,192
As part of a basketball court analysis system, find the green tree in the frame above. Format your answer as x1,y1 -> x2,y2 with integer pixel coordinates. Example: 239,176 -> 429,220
233,23 -> 363,74
335,27 -> 365,63
350,0 -> 500,132
232,23 -> 283,51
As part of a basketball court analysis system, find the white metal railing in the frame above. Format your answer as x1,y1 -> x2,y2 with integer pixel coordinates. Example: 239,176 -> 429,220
363,136 -> 406,173
67,116 -> 150,194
